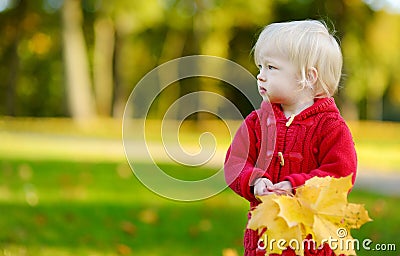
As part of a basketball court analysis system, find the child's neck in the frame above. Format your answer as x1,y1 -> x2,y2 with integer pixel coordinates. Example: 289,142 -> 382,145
281,99 -> 314,119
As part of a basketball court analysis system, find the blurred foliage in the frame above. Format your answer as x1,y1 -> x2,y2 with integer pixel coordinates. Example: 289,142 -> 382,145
0,0 -> 399,120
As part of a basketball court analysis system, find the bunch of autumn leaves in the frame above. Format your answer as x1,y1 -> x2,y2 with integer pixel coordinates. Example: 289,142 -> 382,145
248,175 -> 372,256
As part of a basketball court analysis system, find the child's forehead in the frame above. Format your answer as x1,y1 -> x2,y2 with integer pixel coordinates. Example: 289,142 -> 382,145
256,44 -> 289,62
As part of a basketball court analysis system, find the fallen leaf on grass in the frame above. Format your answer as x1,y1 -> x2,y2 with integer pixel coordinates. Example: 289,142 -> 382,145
34,214 -> 47,226
222,248 -> 239,256
138,208 -> 159,224
116,243 -> 132,255
198,219 -> 212,232
120,221 -> 136,236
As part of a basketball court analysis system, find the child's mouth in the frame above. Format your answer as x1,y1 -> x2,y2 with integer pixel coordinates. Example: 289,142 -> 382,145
259,86 -> 267,94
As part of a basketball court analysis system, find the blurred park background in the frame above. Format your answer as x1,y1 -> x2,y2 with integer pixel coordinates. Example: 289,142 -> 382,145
1,0 -> 399,255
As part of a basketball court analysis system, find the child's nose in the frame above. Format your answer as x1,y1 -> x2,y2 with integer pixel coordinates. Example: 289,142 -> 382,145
257,73 -> 266,82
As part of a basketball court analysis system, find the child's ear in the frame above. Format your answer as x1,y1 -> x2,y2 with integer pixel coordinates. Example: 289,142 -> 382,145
307,67 -> 318,86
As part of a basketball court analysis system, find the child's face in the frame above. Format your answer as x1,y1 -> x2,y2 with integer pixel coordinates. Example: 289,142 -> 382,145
256,45 -> 304,105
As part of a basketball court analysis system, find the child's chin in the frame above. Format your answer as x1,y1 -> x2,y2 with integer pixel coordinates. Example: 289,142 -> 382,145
261,96 -> 270,102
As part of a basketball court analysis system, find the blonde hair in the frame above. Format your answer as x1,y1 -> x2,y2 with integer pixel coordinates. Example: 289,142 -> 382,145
253,20 -> 342,97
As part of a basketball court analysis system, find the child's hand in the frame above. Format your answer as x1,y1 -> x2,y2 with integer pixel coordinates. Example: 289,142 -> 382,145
253,178 -> 274,196
271,181 -> 293,195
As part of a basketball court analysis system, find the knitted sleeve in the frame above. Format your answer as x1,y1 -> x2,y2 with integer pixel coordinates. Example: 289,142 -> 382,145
284,117 -> 357,189
224,111 -> 273,202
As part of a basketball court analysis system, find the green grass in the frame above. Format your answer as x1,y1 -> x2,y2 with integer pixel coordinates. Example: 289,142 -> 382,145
1,159 -> 399,256
0,160 -> 248,256
0,118 -> 399,255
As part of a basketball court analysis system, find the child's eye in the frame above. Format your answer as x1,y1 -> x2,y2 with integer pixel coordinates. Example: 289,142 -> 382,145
267,65 -> 276,70
257,64 -> 262,70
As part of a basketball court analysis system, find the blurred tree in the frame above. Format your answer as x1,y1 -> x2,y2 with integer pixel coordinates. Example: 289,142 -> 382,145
62,0 -> 96,121
2,0 -> 27,116
364,11 -> 400,120
0,0 -> 399,121
342,2 -> 400,120
0,0 -> 66,117
194,0 -> 273,120
97,0 -> 164,118
93,16 -> 114,116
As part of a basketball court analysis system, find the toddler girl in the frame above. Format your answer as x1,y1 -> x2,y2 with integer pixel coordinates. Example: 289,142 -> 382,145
224,20 -> 357,256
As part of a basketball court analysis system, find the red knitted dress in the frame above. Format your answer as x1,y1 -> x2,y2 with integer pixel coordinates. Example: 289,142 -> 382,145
224,97 -> 357,256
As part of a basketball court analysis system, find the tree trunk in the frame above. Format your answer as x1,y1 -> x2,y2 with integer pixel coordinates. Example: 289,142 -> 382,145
6,32 -> 19,116
94,17 -> 115,116
62,0 -> 96,122
111,31 -> 127,118
5,0 -> 27,116
156,29 -> 186,119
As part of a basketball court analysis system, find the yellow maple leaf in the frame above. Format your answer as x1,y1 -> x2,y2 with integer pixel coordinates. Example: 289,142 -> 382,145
344,203 -> 372,229
274,194 -> 313,228
248,175 -> 372,256
309,175 -> 351,215
247,194 -> 281,235
248,194 -> 303,255
264,216 -> 303,255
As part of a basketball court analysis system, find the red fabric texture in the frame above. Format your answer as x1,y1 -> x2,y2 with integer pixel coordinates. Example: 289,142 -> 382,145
224,97 -> 357,256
